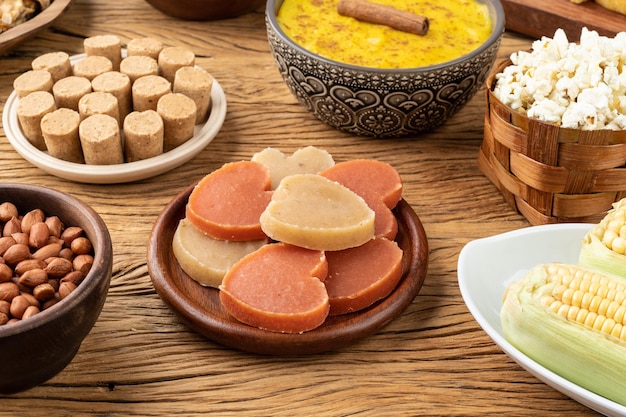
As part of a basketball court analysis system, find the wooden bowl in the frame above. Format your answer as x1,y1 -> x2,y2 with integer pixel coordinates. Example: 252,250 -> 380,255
148,182 -> 429,355
0,183 -> 112,394
144,0 -> 265,20
0,0 -> 73,56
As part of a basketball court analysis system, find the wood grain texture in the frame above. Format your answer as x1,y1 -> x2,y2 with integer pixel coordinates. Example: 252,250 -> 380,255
502,0 -> 626,40
0,0 -> 603,415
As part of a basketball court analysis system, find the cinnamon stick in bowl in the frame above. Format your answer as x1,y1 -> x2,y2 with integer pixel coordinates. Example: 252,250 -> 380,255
337,0 -> 430,36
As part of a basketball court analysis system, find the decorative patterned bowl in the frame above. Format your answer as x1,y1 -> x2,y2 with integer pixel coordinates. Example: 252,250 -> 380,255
265,0 -> 505,138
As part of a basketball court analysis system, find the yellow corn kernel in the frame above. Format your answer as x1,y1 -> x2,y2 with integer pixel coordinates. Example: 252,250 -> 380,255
599,205 -> 626,252
541,264 -> 626,342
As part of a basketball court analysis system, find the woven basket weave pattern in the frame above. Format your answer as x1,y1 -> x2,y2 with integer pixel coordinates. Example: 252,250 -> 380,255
479,59 -> 626,225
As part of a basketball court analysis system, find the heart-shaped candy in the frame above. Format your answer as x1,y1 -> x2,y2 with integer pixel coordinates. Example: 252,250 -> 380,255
260,174 -> 375,251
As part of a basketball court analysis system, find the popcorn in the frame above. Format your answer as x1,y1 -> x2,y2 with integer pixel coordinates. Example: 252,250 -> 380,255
493,28 -> 626,130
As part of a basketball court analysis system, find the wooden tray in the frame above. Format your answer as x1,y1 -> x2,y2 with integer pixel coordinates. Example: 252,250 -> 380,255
147,182 -> 429,355
0,0 -> 73,56
502,0 -> 626,40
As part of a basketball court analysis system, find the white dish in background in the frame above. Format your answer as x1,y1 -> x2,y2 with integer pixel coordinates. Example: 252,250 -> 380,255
457,223 -> 626,417
3,53 -> 227,184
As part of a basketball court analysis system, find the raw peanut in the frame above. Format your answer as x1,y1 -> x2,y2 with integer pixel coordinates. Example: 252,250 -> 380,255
12,277 -> 31,294
58,248 -> 74,260
70,237 -> 93,255
61,270 -> 84,286
11,232 -> 29,246
22,305 -> 40,319
9,294 -> 30,319
31,242 -> 62,261
18,269 -> 48,287
0,263 -> 12,283
73,254 -> 94,276
0,203 -> 96,324
42,297 -> 59,310
3,244 -> 30,266
33,283 -> 55,301
60,226 -> 84,247
3,217 -> 21,237
0,236 -> 16,255
48,278 -> 59,292
21,292 -> 40,307
0,300 -> 10,315
45,216 -> 64,238
15,259 -> 47,276
58,281 -> 76,299
29,222 -> 50,249
46,236 -> 64,246
44,257 -> 73,278
21,209 -> 45,234
0,202 -> 18,222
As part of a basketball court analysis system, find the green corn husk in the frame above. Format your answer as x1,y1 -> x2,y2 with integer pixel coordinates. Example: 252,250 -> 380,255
579,199 -> 626,278
501,263 -> 626,406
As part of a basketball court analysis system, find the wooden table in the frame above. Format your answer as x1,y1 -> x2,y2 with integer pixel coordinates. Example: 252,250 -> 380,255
0,1 -> 604,415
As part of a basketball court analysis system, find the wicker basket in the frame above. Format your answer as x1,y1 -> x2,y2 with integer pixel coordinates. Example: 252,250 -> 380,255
479,58 -> 626,225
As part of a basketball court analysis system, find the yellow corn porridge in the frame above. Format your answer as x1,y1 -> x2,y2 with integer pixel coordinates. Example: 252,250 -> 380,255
277,0 -> 493,69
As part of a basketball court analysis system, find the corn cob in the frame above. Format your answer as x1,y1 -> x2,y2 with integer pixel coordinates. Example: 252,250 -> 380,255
579,198 -> 626,278
501,263 -> 626,406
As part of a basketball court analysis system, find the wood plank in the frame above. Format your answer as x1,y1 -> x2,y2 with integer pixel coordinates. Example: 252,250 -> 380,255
502,0 -> 626,40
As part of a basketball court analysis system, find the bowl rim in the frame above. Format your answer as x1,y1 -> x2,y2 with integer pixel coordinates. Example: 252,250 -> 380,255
265,0 -> 505,73
0,182 -> 112,338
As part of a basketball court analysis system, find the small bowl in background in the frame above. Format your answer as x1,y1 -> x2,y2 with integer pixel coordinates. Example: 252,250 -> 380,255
144,0 -> 265,20
266,0 -> 505,138
0,183 -> 112,394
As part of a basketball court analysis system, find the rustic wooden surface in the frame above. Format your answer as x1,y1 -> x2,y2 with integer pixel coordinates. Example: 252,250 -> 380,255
502,0 -> 626,40
0,0 -> 604,415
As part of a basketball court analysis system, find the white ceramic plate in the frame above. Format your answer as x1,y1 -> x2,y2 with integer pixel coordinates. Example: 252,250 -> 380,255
3,54 -> 227,184
458,223 -> 626,417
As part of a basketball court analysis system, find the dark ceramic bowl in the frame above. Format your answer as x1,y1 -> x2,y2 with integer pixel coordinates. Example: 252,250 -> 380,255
0,183 -> 112,394
145,0 -> 265,20
266,0 -> 505,138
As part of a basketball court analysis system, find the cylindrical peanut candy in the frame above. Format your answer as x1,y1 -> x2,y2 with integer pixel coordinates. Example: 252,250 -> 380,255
13,70 -> 54,98
156,93 -> 197,151
78,91 -> 120,126
52,76 -> 92,111
79,114 -> 124,165
31,51 -> 72,83
123,110 -> 164,162
120,55 -> 159,83
40,108 -> 84,163
127,37 -> 164,60
174,66 -> 213,124
84,34 -> 122,71
157,46 -> 195,83
16,91 -> 57,151
132,75 -> 171,112
72,55 -> 113,81
92,71 -> 132,120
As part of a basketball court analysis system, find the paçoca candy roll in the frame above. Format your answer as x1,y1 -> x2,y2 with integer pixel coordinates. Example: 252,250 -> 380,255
123,110 -> 164,162
79,114 -> 124,165
84,34 -> 122,71
174,66 -> 213,124
31,52 -> 72,83
41,108 -> 84,163
16,91 -> 57,151
92,71 -> 132,120
156,92 -> 197,151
